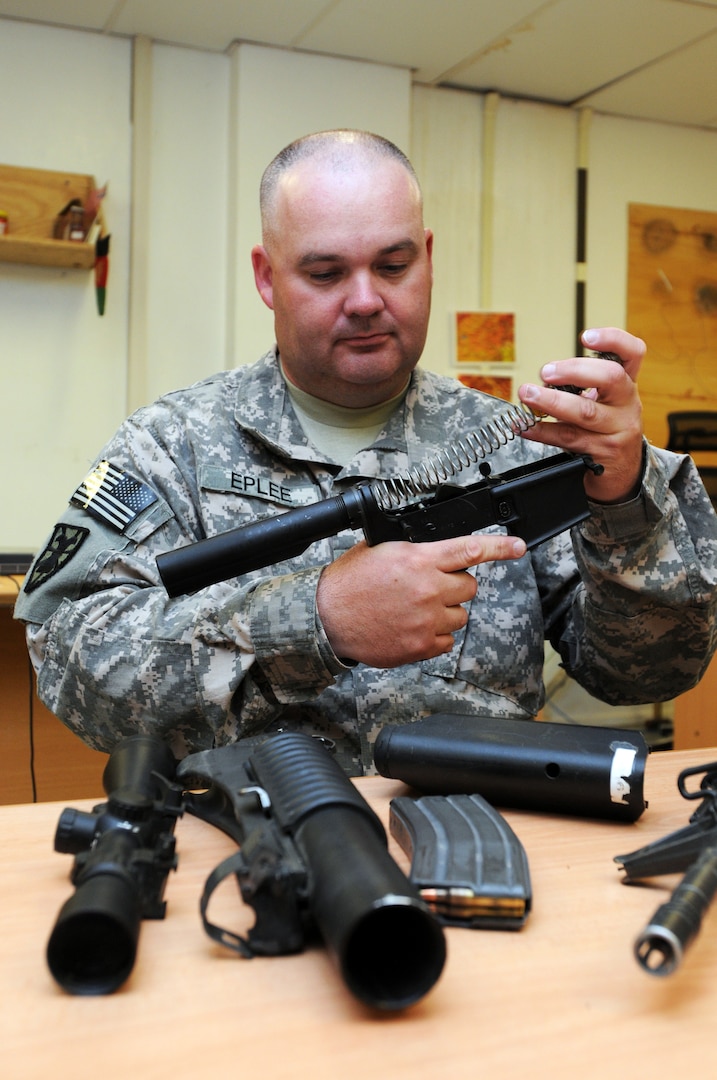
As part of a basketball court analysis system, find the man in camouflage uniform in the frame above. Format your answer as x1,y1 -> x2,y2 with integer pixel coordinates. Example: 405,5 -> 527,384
15,130 -> 717,774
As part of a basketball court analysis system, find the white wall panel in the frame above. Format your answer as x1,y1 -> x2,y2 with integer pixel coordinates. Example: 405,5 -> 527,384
142,43 -> 230,403
491,97 -> 577,387
410,85 -> 482,379
587,113 -> 717,331
0,21 -> 131,549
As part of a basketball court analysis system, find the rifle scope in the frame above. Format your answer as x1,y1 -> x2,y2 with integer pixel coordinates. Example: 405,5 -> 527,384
46,735 -> 180,995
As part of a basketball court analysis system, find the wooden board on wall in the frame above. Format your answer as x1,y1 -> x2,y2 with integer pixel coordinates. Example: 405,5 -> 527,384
627,202 -> 717,448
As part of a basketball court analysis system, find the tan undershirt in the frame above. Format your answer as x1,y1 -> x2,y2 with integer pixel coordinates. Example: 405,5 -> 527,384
282,368 -> 409,466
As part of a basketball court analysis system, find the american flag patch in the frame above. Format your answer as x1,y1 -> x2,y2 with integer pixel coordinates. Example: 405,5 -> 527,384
71,460 -> 158,532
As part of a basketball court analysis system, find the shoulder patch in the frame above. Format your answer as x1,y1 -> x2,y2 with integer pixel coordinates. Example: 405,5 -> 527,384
70,460 -> 158,532
23,523 -> 90,594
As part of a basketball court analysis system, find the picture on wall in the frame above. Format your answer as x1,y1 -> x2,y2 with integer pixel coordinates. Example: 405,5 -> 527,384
455,311 -> 515,365
457,373 -> 513,400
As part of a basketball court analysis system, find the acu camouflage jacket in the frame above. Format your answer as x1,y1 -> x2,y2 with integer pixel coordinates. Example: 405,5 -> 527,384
15,349 -> 717,773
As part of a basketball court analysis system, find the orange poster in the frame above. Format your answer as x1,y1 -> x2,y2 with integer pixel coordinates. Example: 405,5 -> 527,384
455,311 -> 515,365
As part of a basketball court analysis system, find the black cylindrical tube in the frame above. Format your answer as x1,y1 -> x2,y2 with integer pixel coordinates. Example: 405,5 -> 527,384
156,493 -> 356,595
248,732 -> 446,1010
46,832 -> 143,995
102,733 -> 178,803
634,845 -> 717,976
374,714 -> 649,821
297,807 -> 446,1011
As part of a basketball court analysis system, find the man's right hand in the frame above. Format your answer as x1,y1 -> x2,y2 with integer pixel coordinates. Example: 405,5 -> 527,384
316,534 -> 527,668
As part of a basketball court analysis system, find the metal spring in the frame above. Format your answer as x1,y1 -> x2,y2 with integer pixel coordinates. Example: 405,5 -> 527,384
372,400 -> 540,510
371,351 -> 625,511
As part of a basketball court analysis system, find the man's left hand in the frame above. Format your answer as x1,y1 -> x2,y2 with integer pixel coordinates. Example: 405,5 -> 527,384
518,326 -> 646,504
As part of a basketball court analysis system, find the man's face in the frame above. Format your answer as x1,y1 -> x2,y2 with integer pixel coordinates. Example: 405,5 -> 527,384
252,156 -> 433,408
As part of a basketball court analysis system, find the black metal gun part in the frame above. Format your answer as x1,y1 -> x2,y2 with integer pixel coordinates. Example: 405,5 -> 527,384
374,714 -> 649,822
177,732 -> 446,1012
615,760 -> 717,976
157,451 -> 592,596
46,735 -> 183,995
389,793 -> 532,930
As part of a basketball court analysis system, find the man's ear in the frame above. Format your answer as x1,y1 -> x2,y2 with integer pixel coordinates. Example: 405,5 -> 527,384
425,228 -> 434,284
251,245 -> 274,310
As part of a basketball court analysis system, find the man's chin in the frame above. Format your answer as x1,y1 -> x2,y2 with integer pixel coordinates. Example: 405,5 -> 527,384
329,365 -> 415,408
334,340 -> 411,379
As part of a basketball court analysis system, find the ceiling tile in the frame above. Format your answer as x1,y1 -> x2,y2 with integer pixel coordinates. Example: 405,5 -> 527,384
110,0 -> 334,51
295,0 -> 542,83
0,0 -> 118,32
578,30 -> 717,128
437,0 -> 717,104
1,0 -> 717,129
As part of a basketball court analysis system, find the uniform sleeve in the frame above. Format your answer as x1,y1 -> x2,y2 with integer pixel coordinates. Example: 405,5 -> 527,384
548,442 -> 717,704
14,429 -> 347,758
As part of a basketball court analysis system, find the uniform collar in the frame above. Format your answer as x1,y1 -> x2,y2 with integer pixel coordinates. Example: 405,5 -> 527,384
233,347 -> 435,483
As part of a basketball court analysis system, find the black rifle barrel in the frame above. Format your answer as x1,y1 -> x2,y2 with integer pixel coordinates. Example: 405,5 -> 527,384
157,486 -> 371,596
156,454 -> 592,597
634,845 -> 717,976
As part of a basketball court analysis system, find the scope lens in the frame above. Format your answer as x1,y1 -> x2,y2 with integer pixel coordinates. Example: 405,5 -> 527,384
47,910 -> 137,994
46,873 -> 141,995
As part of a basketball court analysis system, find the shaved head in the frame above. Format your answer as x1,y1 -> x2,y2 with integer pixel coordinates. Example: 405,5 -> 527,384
260,130 -> 422,248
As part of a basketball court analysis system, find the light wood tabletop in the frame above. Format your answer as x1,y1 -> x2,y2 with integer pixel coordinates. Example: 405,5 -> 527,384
2,746 -> 717,1080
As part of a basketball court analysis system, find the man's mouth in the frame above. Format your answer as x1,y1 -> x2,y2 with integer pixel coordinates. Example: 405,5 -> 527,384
339,332 -> 391,348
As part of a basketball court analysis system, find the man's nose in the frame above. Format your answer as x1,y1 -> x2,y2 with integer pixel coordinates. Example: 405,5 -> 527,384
343,272 -> 385,317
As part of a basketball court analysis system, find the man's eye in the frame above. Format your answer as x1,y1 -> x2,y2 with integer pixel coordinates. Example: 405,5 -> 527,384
381,262 -> 408,276
308,270 -> 340,283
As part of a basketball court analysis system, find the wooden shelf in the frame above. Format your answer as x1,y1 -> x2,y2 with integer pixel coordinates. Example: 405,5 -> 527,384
0,233 -> 95,269
0,163 -> 104,271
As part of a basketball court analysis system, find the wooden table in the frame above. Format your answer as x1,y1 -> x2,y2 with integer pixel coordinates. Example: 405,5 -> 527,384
2,747 -> 717,1080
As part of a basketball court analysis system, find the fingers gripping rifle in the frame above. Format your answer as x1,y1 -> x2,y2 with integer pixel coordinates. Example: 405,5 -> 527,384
176,732 -> 447,1011
157,451 -> 596,596
615,761 -> 717,976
